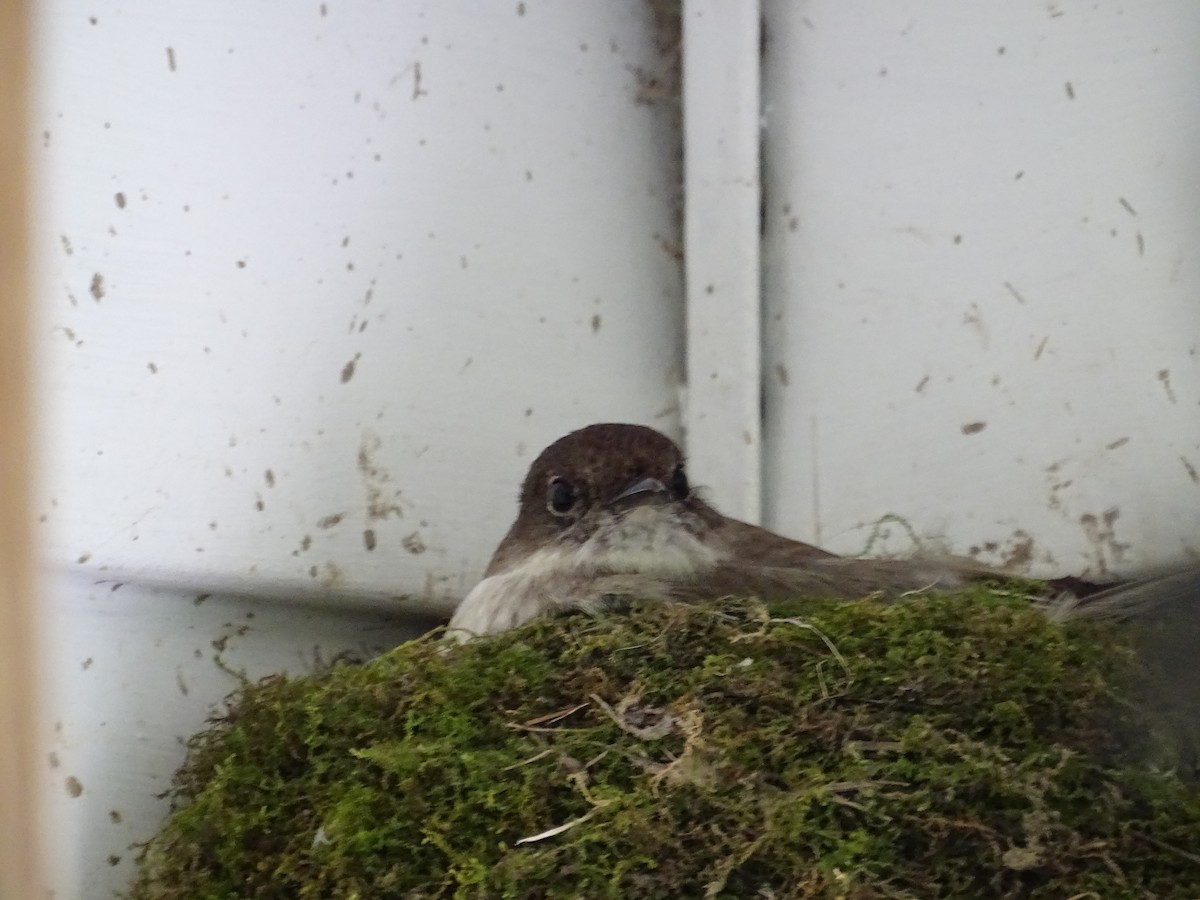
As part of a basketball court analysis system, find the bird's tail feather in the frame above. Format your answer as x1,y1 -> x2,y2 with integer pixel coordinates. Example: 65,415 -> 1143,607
1055,565 -> 1200,778
1042,564 -> 1200,622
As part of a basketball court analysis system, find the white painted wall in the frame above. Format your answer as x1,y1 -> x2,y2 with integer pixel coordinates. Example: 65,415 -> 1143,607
682,0 -> 763,524
762,0 -> 1200,576
33,3 -> 683,897
36,0 -> 685,612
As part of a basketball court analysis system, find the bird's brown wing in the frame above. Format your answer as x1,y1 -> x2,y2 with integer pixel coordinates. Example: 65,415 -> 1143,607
637,554 -> 1007,606
708,516 -> 839,565
676,555 -> 1199,619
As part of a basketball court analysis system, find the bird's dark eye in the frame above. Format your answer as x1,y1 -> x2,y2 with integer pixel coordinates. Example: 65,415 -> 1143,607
547,477 -> 579,515
667,465 -> 689,500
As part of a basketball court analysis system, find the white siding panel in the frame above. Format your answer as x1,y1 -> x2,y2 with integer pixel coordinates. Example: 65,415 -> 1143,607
762,1 -> 1200,575
35,1 -> 684,614
683,0 -> 763,522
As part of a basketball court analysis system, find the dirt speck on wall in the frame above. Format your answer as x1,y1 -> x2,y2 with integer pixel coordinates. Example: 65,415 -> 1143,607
1180,457 -> 1198,485
1157,368 -> 1176,403
358,432 -> 404,521
1079,508 -> 1129,575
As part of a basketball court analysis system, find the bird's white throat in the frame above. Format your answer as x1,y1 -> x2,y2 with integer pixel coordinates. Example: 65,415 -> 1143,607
568,504 -> 723,574
447,506 -> 723,639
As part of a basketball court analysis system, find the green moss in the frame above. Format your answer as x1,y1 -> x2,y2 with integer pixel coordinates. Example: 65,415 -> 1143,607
130,587 -> 1200,899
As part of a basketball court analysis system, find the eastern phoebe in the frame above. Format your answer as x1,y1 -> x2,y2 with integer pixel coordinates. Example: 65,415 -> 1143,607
447,423 -> 1199,641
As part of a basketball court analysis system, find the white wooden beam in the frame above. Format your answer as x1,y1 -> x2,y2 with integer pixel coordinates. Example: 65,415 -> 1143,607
683,0 -> 763,523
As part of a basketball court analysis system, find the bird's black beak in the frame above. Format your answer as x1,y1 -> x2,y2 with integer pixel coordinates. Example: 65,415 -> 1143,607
609,476 -> 668,509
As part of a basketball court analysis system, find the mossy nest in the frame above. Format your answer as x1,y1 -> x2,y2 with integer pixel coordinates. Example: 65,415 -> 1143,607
130,587 -> 1200,899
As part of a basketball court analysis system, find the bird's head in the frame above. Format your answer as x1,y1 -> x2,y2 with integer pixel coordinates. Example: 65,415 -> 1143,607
486,423 -> 710,575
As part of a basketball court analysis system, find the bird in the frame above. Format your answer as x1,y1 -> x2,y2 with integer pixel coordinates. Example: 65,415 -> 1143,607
447,423 -> 1199,639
